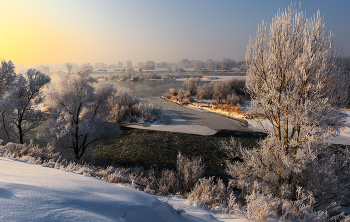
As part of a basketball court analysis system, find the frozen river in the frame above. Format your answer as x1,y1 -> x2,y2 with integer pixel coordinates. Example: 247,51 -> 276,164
98,76 -> 261,137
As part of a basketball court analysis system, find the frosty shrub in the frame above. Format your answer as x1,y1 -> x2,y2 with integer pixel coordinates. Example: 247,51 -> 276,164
241,182 -> 350,222
145,72 -> 161,80
124,67 -> 134,78
188,177 -> 227,208
176,152 -> 205,194
213,81 -> 231,104
107,87 -> 161,123
129,152 -> 205,196
40,64 -> 121,160
183,77 -> 201,96
167,88 -> 178,96
2,140 -> 57,162
197,83 -> 214,100
226,93 -> 244,106
225,3 -> 350,209
162,88 -> 177,99
159,169 -> 178,195
169,88 -> 192,105
132,103 -> 161,122
224,136 -> 350,205
224,78 -> 246,97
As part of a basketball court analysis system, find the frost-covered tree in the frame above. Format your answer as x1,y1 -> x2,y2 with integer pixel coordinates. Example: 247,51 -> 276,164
0,60 -> 17,142
0,60 -> 16,95
205,59 -> 216,71
220,58 -> 234,71
225,5 -> 350,204
41,64 -> 120,160
246,5 -> 348,151
192,60 -> 204,71
37,65 -> 50,74
9,69 -> 51,144
184,77 -> 201,96
0,63 -> 50,144
178,58 -> 190,69
143,60 -> 155,70
65,63 -> 73,74
125,61 -> 132,68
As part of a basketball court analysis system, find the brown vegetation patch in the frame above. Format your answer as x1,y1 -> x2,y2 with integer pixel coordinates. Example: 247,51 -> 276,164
203,76 -> 218,80
212,105 -> 244,115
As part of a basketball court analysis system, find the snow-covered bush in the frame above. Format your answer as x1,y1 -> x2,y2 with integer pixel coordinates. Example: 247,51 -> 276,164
132,103 -> 161,122
107,87 -> 161,123
188,177 -> 227,208
243,182 -> 349,222
197,83 -> 214,100
213,81 -> 231,104
176,152 -> 205,194
224,136 -> 350,205
2,140 -> 56,162
225,78 -> 246,97
159,169 -> 178,195
124,67 -> 134,78
183,77 -> 200,96
164,88 -> 193,105
226,93 -> 244,106
167,88 -> 178,96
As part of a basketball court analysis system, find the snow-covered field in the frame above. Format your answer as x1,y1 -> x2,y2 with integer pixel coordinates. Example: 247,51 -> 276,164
0,157 -> 249,222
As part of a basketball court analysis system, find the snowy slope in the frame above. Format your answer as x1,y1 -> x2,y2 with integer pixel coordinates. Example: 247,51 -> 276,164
0,157 -> 189,222
0,157 -> 247,222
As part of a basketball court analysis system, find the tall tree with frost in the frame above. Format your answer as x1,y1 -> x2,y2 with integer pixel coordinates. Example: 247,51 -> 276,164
225,5 -> 350,204
0,60 -> 16,95
0,60 -> 17,142
10,69 -> 51,144
41,64 -> 120,160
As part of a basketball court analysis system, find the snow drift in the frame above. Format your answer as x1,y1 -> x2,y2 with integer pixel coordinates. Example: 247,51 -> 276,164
0,157 -> 189,222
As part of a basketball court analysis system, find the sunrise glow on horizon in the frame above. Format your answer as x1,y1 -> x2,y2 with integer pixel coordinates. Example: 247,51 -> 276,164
1,0 -> 349,67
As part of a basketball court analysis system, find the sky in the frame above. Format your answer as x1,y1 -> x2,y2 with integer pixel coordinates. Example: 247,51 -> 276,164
0,0 -> 349,67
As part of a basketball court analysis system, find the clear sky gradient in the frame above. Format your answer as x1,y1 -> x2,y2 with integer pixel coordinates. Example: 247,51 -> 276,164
1,0 -> 349,66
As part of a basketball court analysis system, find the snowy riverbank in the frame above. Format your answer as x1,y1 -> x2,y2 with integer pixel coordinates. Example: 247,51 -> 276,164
126,101 -> 350,145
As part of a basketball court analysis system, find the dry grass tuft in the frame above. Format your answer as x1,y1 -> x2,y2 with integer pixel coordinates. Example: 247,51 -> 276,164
212,105 -> 244,115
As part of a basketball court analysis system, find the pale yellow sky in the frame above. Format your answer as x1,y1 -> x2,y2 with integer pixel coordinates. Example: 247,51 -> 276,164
1,0 -> 349,67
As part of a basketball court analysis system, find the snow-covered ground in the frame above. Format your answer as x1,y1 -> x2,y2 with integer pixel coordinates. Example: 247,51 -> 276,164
0,157 -> 247,221
120,109 -> 217,136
